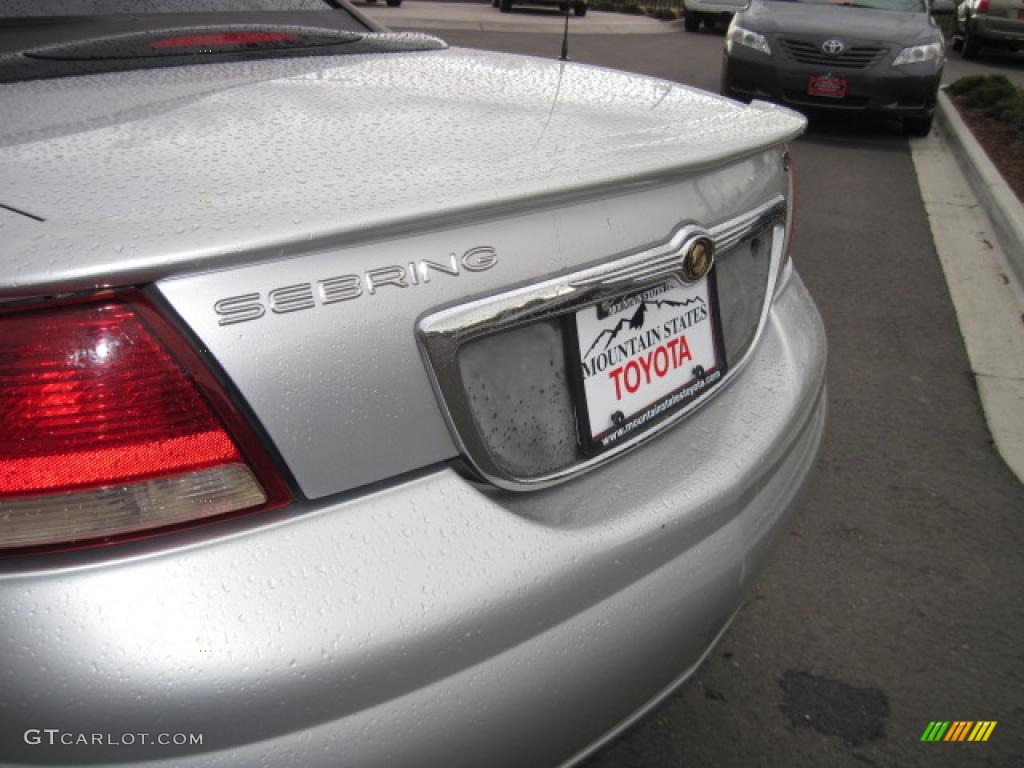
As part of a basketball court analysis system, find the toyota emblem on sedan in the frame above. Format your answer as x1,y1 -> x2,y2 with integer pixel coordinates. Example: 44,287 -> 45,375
822,39 -> 846,55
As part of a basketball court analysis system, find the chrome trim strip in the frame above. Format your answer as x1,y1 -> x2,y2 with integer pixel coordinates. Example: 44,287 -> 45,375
417,195 -> 787,491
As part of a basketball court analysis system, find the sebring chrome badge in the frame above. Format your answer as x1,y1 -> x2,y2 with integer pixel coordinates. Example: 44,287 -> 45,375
213,246 -> 498,326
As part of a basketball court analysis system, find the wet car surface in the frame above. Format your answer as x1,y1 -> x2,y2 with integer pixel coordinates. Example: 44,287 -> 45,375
0,1 -> 825,765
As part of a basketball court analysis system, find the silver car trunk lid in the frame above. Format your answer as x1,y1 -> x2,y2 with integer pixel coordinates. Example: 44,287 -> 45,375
0,47 -> 802,300
3,47 -> 803,499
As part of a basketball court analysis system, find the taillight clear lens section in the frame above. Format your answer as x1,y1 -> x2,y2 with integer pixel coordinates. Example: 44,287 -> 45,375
0,297 -> 288,552
1,466 -> 265,551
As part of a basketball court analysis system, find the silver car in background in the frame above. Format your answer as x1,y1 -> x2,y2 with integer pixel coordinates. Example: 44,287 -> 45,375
954,0 -> 1024,58
682,0 -> 748,32
494,0 -> 589,16
0,1 -> 826,766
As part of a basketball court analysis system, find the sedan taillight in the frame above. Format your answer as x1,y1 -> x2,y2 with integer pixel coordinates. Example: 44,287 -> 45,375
0,294 -> 289,553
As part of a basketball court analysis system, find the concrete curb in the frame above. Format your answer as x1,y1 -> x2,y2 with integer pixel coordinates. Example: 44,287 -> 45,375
936,89 -> 1024,287
913,102 -> 1024,485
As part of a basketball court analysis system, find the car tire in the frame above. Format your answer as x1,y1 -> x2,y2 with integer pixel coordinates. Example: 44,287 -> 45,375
499,0 -> 512,12
385,0 -> 401,5
574,3 -> 587,15
962,22 -> 982,59
684,12 -> 700,32
492,0 -> 499,7
951,21 -> 964,51
903,114 -> 934,137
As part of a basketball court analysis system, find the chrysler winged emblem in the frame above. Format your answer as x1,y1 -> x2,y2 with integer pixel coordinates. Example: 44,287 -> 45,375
683,238 -> 714,281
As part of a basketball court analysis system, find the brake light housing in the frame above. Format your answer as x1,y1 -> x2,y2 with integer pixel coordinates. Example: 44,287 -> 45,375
149,32 -> 300,50
0,292 -> 289,553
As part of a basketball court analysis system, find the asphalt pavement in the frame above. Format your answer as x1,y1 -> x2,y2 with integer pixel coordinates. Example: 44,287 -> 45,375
363,1 -> 1024,84
358,0 -> 673,33
943,45 -> 1024,86
359,7 -> 1024,767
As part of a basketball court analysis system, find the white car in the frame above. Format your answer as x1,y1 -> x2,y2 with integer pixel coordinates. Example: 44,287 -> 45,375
493,0 -> 589,15
683,0 -> 748,31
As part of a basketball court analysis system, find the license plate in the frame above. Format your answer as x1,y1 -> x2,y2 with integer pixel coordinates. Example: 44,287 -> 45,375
808,74 -> 847,98
571,278 -> 723,450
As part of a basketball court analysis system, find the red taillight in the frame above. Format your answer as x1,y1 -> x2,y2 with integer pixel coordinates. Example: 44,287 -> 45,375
1,302 -> 239,494
977,0 -> 989,12
150,32 -> 299,49
0,295 -> 289,553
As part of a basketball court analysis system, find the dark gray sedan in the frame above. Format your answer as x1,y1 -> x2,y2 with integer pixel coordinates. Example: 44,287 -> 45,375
721,0 -> 947,135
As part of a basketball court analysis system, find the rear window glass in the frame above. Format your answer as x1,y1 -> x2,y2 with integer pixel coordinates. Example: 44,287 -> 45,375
0,0 -> 445,82
1,1 -> 342,17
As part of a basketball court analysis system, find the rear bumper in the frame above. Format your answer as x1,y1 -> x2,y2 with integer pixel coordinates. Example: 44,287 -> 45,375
0,272 -> 826,768
683,1 -> 741,17
972,16 -> 1024,45
512,0 -> 586,6
722,50 -> 942,118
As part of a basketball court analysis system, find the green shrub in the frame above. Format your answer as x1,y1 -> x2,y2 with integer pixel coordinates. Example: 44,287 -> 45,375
649,6 -> 676,18
948,74 -> 1024,136
622,2 -> 644,13
989,95 -> 1015,120
946,74 -> 988,96
951,75 -> 1018,109
995,99 -> 1024,137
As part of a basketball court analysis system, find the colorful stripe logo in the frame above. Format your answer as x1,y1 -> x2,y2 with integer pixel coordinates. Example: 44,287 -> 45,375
921,721 -> 997,742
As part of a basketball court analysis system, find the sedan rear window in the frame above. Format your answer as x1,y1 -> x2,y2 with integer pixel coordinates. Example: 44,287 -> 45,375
1,1 -> 344,17
0,0 -> 445,82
